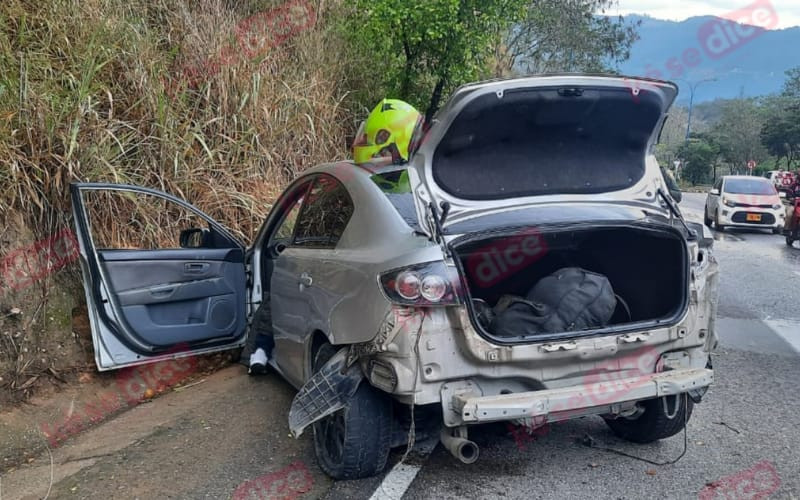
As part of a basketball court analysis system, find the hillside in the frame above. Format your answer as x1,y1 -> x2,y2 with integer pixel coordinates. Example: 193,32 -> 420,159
618,14 -> 800,103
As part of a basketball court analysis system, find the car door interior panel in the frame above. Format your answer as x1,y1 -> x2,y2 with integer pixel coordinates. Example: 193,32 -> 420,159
97,248 -> 246,347
71,183 -> 249,366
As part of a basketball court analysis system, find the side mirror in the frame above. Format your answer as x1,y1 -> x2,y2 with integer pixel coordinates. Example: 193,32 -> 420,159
669,187 -> 682,203
779,191 -> 787,199
179,228 -> 211,248
710,188 -> 720,196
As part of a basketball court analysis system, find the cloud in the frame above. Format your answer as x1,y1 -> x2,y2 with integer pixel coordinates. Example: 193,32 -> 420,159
612,0 -> 800,28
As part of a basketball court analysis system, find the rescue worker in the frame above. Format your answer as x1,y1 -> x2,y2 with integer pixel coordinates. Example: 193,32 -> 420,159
247,98 -> 423,374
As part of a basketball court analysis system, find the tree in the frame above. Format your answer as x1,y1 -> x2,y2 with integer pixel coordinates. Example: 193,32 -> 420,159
501,0 -> 640,74
678,138 -> 718,185
760,103 -> 800,169
709,98 -> 768,175
341,0 -> 640,121
782,66 -> 800,99
343,0 -> 528,121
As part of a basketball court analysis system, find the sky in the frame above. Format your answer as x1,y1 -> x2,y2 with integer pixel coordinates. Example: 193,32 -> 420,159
611,1 -> 800,29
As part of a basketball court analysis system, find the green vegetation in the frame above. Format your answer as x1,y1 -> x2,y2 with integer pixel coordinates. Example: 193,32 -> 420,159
340,0 -> 639,120
660,67 -> 800,185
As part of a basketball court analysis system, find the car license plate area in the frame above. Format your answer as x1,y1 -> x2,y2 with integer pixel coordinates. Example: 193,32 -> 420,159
746,213 -> 762,222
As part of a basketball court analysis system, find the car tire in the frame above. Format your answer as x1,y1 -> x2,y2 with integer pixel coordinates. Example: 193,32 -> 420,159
715,210 -> 725,232
772,227 -> 782,235
703,210 -> 713,227
312,344 -> 392,480
787,235 -> 796,247
604,395 -> 693,444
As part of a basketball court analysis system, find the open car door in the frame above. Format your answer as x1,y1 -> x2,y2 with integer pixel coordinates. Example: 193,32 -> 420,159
71,183 -> 249,371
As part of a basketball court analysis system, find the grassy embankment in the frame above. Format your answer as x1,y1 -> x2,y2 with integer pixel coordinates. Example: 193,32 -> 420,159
0,0 -> 358,406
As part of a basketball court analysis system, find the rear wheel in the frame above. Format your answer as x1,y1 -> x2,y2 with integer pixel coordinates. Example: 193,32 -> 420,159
604,395 -> 693,443
312,344 -> 392,479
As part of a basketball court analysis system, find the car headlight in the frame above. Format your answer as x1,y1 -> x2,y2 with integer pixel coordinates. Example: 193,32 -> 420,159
773,204 -> 782,210
723,197 -> 736,208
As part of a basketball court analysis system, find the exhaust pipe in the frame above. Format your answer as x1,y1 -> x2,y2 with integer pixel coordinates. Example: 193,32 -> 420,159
440,427 -> 479,464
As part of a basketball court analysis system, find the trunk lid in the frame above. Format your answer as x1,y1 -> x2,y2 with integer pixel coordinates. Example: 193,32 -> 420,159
411,75 -> 679,230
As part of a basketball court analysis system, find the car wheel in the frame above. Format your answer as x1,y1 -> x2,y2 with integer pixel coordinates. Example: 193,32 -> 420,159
703,210 -> 712,227
312,344 -> 392,480
715,210 -> 725,231
787,235 -> 796,247
773,227 -> 782,235
604,395 -> 693,444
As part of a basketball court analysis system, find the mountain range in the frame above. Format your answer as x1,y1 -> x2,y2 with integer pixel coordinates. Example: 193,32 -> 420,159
617,14 -> 800,103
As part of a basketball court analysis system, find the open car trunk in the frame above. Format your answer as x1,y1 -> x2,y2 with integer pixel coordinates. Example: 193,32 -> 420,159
453,224 -> 689,343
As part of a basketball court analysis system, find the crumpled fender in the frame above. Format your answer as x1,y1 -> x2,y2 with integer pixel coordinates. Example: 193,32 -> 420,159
287,347 -> 365,438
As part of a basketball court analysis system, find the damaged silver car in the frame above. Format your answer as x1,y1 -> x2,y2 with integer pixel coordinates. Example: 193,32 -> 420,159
72,75 -> 719,480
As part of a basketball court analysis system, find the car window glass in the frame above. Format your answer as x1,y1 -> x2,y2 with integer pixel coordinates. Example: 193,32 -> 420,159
724,178 -> 776,195
292,176 -> 354,248
273,196 -> 305,241
370,169 -> 421,231
81,190 -> 213,250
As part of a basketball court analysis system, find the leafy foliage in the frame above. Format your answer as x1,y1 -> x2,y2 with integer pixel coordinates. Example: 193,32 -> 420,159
504,0 -> 640,75
760,101 -> 800,169
708,99 -> 768,175
678,138 -> 718,185
342,0 -> 528,120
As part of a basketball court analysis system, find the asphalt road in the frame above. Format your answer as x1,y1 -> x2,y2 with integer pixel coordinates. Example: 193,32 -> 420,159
2,193 -> 799,500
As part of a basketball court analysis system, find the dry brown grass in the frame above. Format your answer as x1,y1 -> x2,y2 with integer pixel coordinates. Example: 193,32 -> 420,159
0,0 -> 362,404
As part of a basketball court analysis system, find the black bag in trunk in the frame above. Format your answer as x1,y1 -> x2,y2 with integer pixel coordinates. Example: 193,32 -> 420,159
489,267 -> 617,337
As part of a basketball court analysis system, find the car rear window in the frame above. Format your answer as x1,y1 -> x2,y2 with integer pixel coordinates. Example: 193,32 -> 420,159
370,169 -> 421,231
725,178 -> 776,195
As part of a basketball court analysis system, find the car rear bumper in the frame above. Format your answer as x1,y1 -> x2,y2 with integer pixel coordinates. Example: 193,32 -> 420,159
442,367 -> 714,426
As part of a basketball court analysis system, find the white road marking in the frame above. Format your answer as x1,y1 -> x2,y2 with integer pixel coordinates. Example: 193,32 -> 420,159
764,320 -> 800,355
368,462 -> 423,500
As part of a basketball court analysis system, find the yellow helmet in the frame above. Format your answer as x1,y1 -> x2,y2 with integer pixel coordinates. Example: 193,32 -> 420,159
352,99 -> 422,165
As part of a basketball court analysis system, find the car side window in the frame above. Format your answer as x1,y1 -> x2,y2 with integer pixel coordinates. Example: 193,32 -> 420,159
273,196 -> 305,241
714,178 -> 723,191
292,175 -> 354,249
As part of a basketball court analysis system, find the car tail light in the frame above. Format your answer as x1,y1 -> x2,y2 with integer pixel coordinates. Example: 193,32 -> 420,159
380,262 -> 461,306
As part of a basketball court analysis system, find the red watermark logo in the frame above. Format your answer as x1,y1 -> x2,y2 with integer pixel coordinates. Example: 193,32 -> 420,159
39,344 -> 198,447
698,460 -> 781,499
623,0 -> 779,103
231,461 -> 313,500
697,0 -> 779,60
466,228 -> 548,288
0,228 -> 79,296
166,0 -> 316,97
506,345 -> 661,450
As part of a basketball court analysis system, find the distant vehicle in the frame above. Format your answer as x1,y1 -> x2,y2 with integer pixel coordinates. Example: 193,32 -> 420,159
764,170 -> 796,193
705,175 -> 785,233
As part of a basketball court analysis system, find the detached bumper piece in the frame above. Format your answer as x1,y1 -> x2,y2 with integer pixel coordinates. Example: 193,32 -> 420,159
287,348 -> 364,438
442,368 -> 713,427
